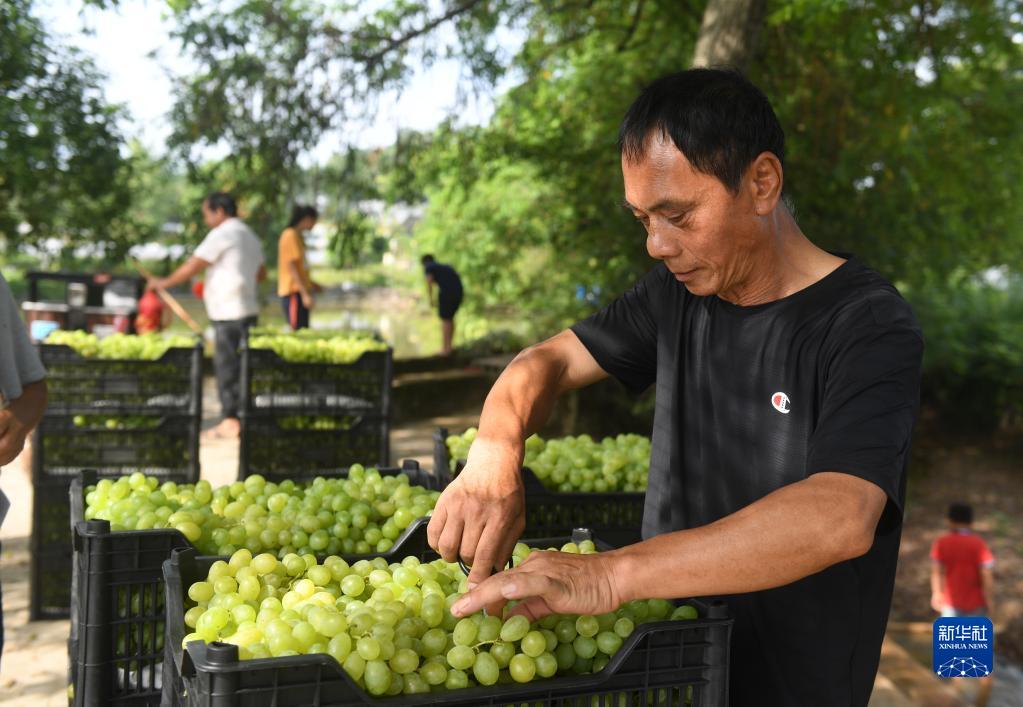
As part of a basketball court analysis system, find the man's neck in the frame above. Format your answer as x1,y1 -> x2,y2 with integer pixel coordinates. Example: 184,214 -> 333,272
718,207 -> 846,306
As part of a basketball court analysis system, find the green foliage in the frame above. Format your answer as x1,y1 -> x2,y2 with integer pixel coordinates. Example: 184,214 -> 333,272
328,210 -> 378,268
412,0 -> 1023,331
0,0 -> 139,258
907,273 -> 1023,432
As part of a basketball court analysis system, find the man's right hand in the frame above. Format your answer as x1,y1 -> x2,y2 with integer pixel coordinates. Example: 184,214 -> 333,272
301,292 -> 315,310
428,439 -> 526,586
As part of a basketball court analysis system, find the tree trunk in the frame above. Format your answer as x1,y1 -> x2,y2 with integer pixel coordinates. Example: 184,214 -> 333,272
692,0 -> 768,71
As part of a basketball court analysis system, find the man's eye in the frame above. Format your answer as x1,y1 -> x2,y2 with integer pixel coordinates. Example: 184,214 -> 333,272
669,214 -> 691,227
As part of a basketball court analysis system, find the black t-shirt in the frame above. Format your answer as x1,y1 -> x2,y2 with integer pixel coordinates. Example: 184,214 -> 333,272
424,262 -> 463,295
572,257 -> 923,707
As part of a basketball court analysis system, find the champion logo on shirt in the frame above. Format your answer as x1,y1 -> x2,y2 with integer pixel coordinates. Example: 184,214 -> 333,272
771,392 -> 791,414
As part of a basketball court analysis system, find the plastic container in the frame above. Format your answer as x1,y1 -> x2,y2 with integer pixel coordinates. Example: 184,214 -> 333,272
29,414 -> 200,621
67,462 -> 440,707
239,346 -> 393,416
434,428 -> 645,547
163,525 -> 731,707
38,341 -> 203,416
239,415 -> 389,481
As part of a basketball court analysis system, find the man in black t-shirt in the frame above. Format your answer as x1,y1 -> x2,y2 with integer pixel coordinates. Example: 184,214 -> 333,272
422,254 -> 464,355
427,69 -> 922,706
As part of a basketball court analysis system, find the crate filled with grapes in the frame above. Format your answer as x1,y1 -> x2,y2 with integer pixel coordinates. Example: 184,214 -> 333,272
68,464 -> 444,707
29,333 -> 203,620
40,331 -> 202,415
164,526 -> 731,707
241,332 -> 392,414
434,428 -> 648,547
239,413 -> 390,481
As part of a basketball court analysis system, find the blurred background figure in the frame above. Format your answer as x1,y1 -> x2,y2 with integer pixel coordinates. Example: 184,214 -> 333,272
150,192 -> 266,439
421,254 -> 463,356
278,205 -> 322,331
1,271 -> 48,669
931,502 -> 995,706
133,287 -> 170,334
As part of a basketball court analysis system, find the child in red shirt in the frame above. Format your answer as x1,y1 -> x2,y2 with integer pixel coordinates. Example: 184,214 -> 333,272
931,503 -> 995,617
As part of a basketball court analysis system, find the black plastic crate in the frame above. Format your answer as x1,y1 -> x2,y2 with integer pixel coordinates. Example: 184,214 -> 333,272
39,341 -> 203,415
33,414 -> 200,481
239,414 -> 389,480
164,524 -> 731,707
30,415 -> 199,622
67,463 -> 439,707
240,345 -> 393,416
434,428 -> 645,547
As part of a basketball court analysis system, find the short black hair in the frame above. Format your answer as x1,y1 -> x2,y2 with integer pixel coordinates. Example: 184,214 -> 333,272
948,503 -> 974,524
618,68 -> 785,194
205,192 -> 238,217
421,254 -> 435,266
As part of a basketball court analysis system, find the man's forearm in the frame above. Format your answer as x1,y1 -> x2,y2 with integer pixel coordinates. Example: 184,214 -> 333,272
473,346 -> 570,463
161,257 -> 207,289
609,472 -> 884,602
9,378 -> 47,429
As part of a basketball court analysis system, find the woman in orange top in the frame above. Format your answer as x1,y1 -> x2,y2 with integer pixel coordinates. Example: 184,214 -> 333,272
277,205 -> 321,330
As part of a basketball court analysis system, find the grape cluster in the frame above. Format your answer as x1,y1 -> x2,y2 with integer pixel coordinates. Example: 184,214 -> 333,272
447,429 -> 651,493
248,332 -> 387,364
84,466 -> 440,556
180,541 -> 699,697
72,414 -> 161,430
46,331 -> 194,359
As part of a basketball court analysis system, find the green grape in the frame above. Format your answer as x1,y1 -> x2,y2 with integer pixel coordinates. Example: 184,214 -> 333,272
596,631 -> 623,655
472,652 -> 500,686
389,648 -> 419,674
521,630 -> 546,658
445,669 -> 469,690
509,654 -> 536,683
573,635 -> 598,660
419,661 -> 447,686
554,618 -> 577,643
490,641 -> 515,669
364,660 -> 391,696
535,652 -> 558,678
500,615 -> 530,642
356,636 -> 381,661
613,617 -> 635,639
478,615 -> 502,642
576,615 -> 599,638
446,645 -> 475,671
670,604 -> 699,621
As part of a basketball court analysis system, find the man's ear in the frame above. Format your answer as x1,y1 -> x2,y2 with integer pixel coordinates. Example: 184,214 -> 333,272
747,152 -> 784,216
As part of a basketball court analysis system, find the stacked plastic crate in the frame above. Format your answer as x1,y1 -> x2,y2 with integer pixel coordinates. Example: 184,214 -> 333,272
30,339 -> 203,620
238,340 -> 394,479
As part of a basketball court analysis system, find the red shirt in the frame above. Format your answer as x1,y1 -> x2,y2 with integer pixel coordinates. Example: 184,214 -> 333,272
135,290 -> 165,334
931,529 -> 994,611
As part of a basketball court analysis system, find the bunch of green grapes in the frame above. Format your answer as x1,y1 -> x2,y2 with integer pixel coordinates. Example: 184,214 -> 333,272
447,429 -> 651,493
249,333 -> 387,365
46,331 -> 194,359
72,414 -> 161,430
180,540 -> 700,697
84,466 -> 440,556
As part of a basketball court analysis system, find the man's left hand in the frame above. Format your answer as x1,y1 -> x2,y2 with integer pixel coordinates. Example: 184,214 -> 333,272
0,408 -> 29,467
451,549 -> 624,621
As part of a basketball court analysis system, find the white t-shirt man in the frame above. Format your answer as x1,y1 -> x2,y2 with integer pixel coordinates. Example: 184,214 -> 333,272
194,217 -> 265,321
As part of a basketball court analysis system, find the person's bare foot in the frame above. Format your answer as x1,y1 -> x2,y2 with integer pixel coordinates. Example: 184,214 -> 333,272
202,418 -> 241,440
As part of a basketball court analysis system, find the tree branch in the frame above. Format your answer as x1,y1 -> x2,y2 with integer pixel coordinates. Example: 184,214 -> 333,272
353,0 -> 489,66
616,0 -> 647,52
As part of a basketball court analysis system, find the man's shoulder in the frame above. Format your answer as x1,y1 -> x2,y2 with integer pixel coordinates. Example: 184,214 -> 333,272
825,260 -> 920,335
